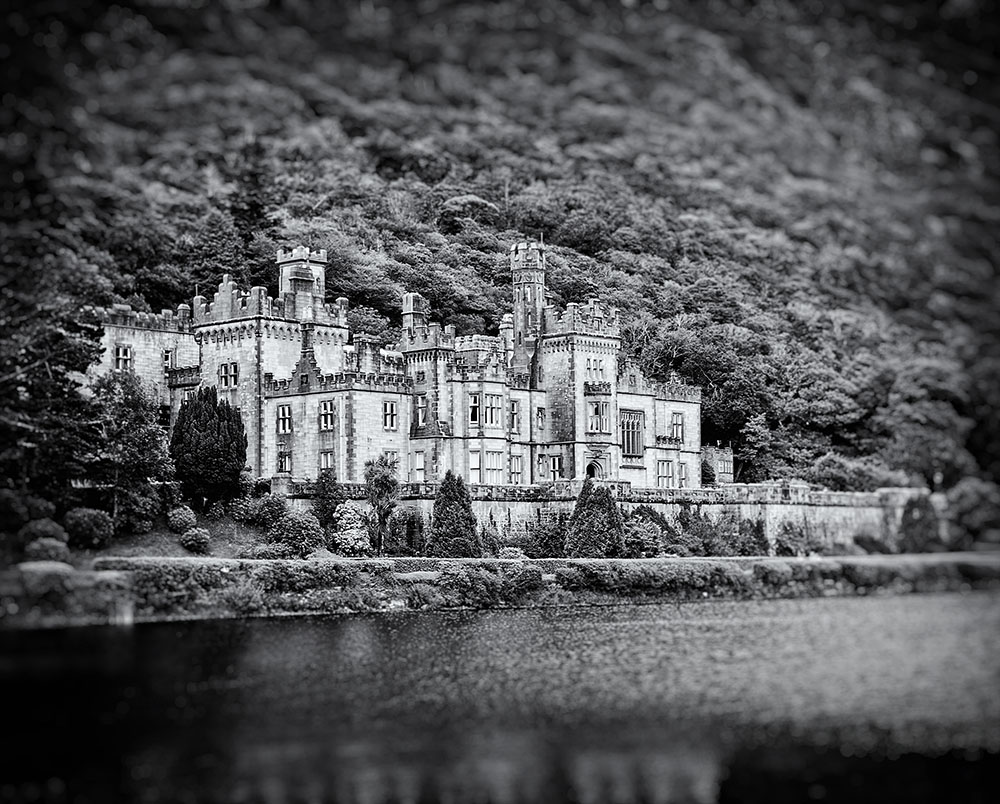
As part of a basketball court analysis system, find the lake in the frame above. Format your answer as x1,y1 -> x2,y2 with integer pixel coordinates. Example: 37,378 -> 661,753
2,593 -> 999,803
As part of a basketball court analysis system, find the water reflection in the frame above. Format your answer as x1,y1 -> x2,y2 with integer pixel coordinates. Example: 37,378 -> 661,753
2,594 -> 998,803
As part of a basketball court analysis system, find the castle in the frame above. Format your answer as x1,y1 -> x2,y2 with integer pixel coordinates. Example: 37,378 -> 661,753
92,242 -> 734,490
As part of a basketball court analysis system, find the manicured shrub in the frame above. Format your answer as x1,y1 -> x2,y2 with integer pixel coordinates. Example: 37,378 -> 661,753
565,481 -> 624,558
946,477 -> 1000,547
384,508 -> 426,556
427,471 -> 478,557
17,518 -> 68,548
439,565 -> 503,607
23,496 -> 56,521
500,561 -> 543,600
498,546 -> 528,560
24,537 -> 71,563
328,501 -> 372,557
249,494 -> 287,529
204,501 -> 226,521
179,527 -> 211,555
167,505 -> 198,534
622,519 -> 661,558
267,510 -> 324,558
245,542 -> 297,560
63,507 -> 114,549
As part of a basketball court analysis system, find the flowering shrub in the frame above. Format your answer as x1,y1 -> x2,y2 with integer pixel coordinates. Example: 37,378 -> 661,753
63,508 -> 114,549
24,537 -> 71,563
267,511 -> 324,558
179,527 -> 211,555
227,497 -> 255,523
167,505 -> 198,534
328,501 -> 372,557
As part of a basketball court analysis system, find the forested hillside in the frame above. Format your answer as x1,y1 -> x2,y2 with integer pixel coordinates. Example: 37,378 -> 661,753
4,0 -> 998,495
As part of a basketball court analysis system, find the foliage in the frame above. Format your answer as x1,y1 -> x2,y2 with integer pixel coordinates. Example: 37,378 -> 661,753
24,537 -> 71,563
427,471 -> 478,557
565,481 -> 624,558
219,578 -> 266,616
621,520 -> 662,559
204,501 -> 226,521
227,497 -> 256,523
945,477 -> 1000,546
169,386 -> 247,505
478,520 -> 501,558
167,505 -> 198,534
116,486 -> 160,536
808,453 -> 909,492
16,518 -> 68,549
384,507 -> 427,556
0,490 -> 31,534
328,501 -> 372,557
248,494 -> 287,529
524,512 -> 568,558
8,0 -> 998,498
364,455 -> 400,555
243,542 -> 297,560
267,510 -> 325,558
179,527 -> 211,555
63,507 -> 114,549
774,521 -> 825,558
311,470 -> 344,531
701,460 -> 716,486
89,372 -> 174,530
498,546 -> 528,560
898,495 -> 945,553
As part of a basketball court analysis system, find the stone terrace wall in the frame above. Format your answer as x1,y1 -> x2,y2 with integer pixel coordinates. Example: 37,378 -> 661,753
277,479 -> 927,551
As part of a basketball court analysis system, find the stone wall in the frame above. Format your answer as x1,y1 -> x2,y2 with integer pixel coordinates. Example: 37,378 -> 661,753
278,479 -> 927,551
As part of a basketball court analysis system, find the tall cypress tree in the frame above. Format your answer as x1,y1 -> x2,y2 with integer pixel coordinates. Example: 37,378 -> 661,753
427,470 -> 478,557
169,386 -> 247,506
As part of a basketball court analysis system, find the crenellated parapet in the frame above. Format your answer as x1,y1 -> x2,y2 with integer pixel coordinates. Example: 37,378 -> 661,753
167,366 -> 201,388
399,321 -> 457,352
455,334 -> 503,354
90,303 -> 192,332
542,298 -> 620,338
265,370 -> 411,397
618,359 -> 700,401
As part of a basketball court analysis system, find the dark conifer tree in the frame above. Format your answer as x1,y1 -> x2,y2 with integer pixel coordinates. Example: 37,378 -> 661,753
427,470 -> 478,557
311,469 -> 344,532
169,387 -> 247,506
565,480 -> 624,558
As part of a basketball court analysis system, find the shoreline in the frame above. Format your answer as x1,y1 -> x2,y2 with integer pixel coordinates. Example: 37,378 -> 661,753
2,553 -> 999,630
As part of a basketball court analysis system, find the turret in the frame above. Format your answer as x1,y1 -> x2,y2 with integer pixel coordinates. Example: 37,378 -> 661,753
510,241 -> 546,371
277,246 -> 327,321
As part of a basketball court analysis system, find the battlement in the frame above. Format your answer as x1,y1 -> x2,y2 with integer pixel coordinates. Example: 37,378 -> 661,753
542,298 -> 620,337
455,334 -> 503,353
277,246 -> 328,264
399,322 -> 458,351
91,303 -> 192,332
618,360 -> 700,401
265,370 -> 411,397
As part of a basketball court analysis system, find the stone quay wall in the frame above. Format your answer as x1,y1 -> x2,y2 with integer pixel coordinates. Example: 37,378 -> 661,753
276,478 -> 927,550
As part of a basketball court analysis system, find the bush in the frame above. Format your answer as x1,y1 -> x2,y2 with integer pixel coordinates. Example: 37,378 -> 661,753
0,489 -> 30,533
500,561 -> 543,600
117,487 -> 160,535
24,537 -> 71,563
427,471 -> 478,557
219,578 -> 266,616
478,521 -> 501,557
622,520 -> 661,558
384,508 -> 426,556
328,501 -> 373,556
243,542 -> 297,560
267,510 -> 324,558
898,495 -> 943,553
498,546 -> 528,559
525,513 -> 567,558
16,518 -> 68,548
24,496 -> 56,521
227,497 -> 256,523
312,470 -> 344,531
167,505 -> 198,534
439,565 -> 503,607
204,501 -> 226,521
565,482 -> 624,558
732,518 -> 769,556
249,494 -> 287,528
774,521 -> 823,557
179,527 -> 211,555
63,508 -> 114,549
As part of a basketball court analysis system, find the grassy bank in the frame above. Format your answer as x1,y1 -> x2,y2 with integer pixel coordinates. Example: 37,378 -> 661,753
2,554 -> 1000,629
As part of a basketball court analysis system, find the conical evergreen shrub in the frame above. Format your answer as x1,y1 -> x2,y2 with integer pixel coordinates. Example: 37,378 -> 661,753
169,386 -> 247,505
565,480 -> 625,558
427,471 -> 478,557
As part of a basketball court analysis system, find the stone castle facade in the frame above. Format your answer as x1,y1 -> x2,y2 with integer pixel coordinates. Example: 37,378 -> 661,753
92,241 -> 734,490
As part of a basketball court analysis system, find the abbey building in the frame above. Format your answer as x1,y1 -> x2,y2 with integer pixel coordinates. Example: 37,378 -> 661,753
92,242 -> 733,489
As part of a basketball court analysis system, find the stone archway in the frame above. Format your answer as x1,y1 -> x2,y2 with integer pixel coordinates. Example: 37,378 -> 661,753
586,461 -> 603,480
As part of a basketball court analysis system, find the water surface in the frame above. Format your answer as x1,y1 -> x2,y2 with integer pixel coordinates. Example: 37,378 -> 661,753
2,593 -> 999,803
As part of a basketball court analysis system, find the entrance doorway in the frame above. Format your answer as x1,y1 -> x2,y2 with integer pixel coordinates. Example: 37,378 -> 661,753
586,461 -> 603,480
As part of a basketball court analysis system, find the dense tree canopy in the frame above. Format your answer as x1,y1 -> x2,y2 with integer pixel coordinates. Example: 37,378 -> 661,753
5,0 -> 998,495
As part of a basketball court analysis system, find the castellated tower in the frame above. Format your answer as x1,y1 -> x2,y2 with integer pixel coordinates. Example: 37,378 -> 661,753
510,241 -> 546,372
277,246 -> 327,321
